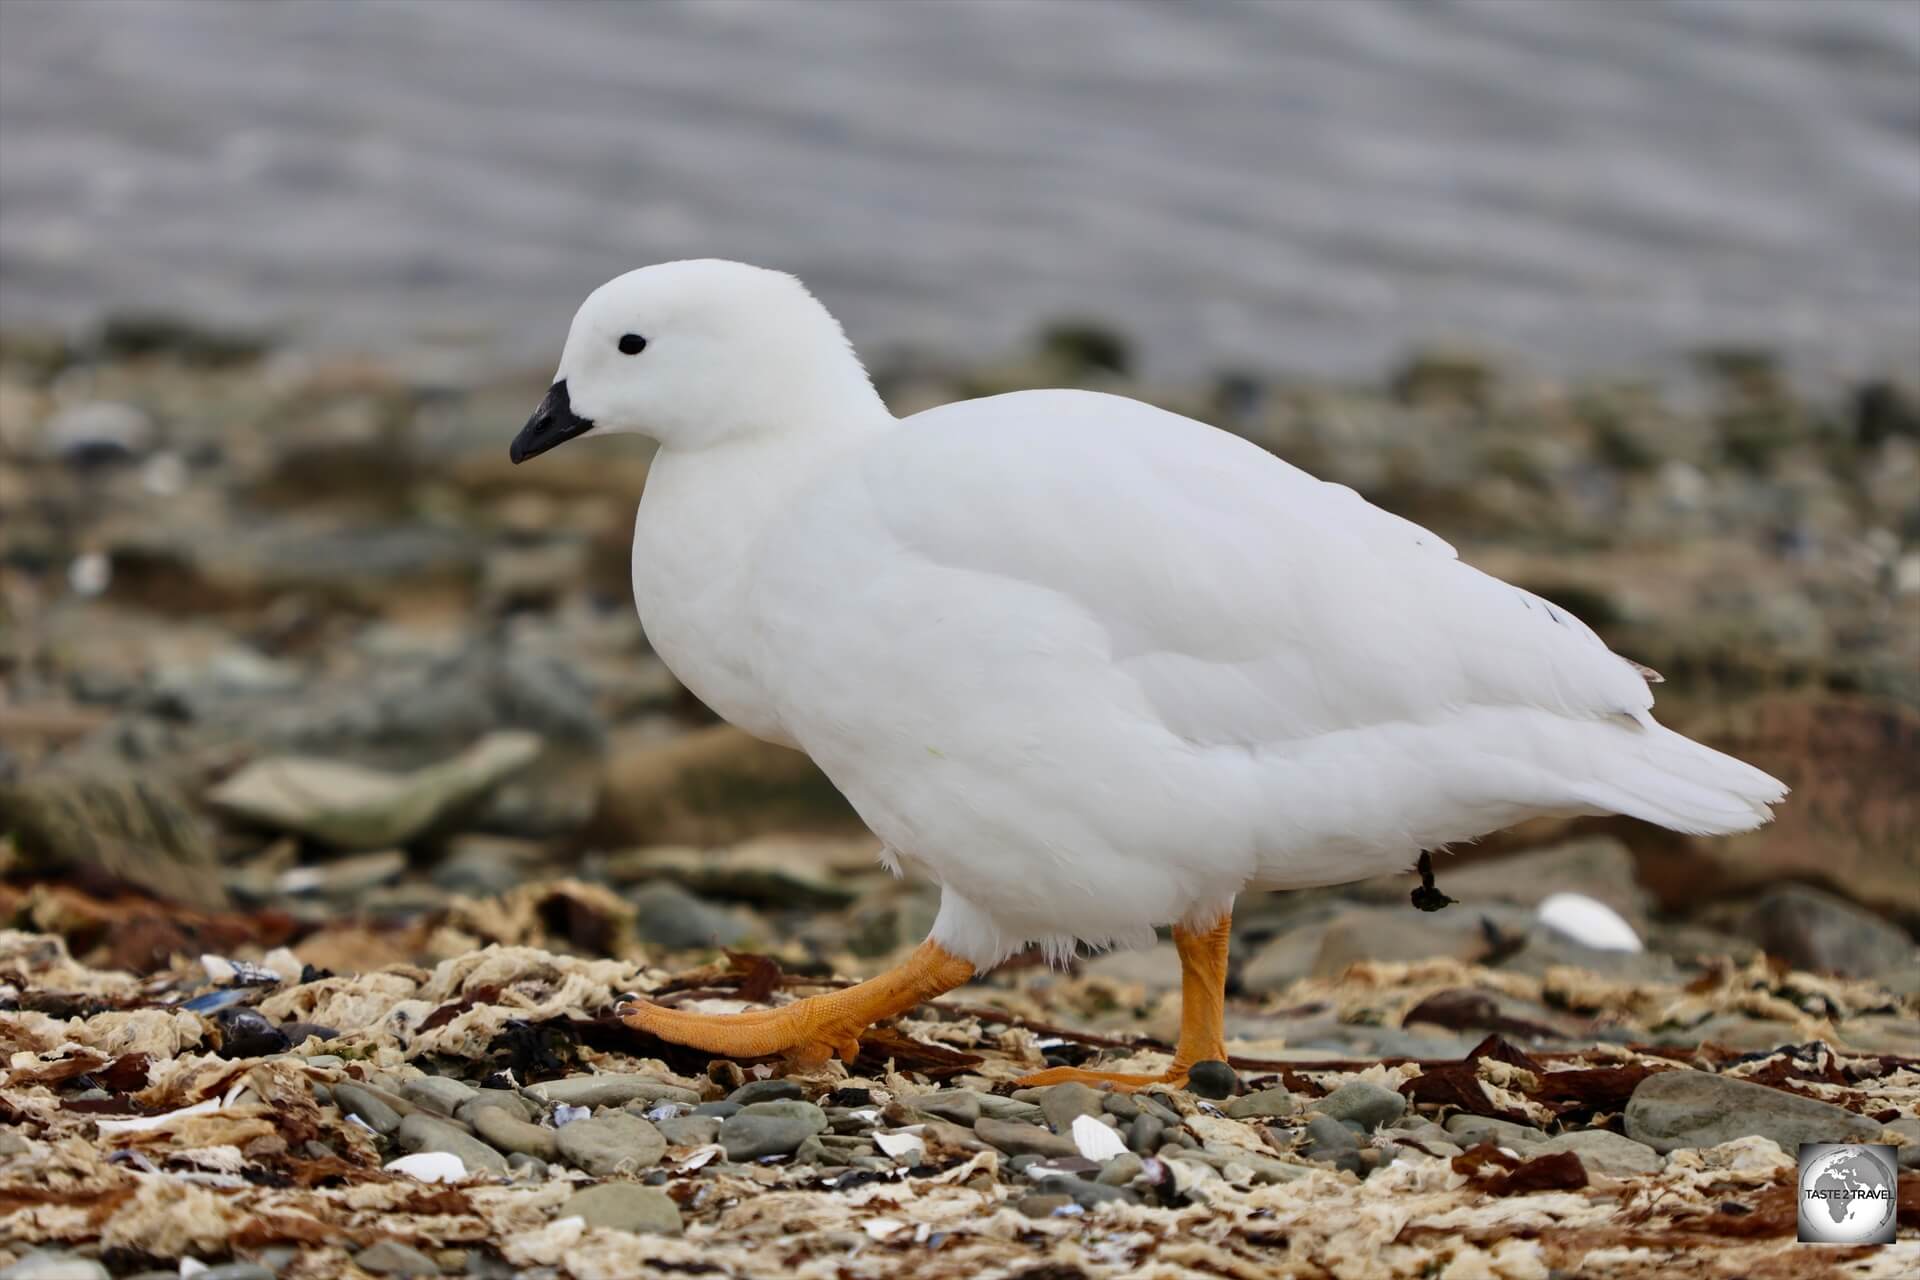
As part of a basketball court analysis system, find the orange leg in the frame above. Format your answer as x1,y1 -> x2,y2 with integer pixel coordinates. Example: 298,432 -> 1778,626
621,939 -> 974,1067
1015,913 -> 1232,1091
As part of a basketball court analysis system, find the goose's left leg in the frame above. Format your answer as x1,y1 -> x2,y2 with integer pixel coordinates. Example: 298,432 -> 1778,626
1014,913 -> 1232,1091
620,939 -> 974,1067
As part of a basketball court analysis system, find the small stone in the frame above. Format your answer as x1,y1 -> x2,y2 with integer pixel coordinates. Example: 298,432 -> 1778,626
506,1153 -> 546,1180
1132,1093 -> 1183,1126
1737,885 -> 1917,978
1032,1173 -> 1141,1207
192,1267 -> 275,1280
1102,1093 -> 1140,1121
397,1113 -> 508,1176
911,1090 -> 983,1126
530,1074 -> 702,1108
1532,1129 -> 1663,1176
1303,1115 -> 1359,1158
354,1240 -> 443,1275
1443,1115 -> 1548,1149
472,1108 -> 559,1161
727,1078 -> 804,1105
975,1094 -> 1048,1124
334,1083 -> 403,1135
976,1118 -> 1081,1159
561,1183 -> 684,1235
656,1115 -> 723,1147
399,1076 -> 477,1117
1125,1114 -> 1165,1155
1225,1087 -> 1295,1120
1018,1193 -> 1074,1218
1314,1081 -> 1405,1131
456,1090 -> 536,1126
1185,1061 -> 1237,1100
1624,1069 -> 1881,1154
1037,1082 -> 1107,1133
1096,1152 -> 1145,1186
0,1252 -> 110,1280
629,880 -> 753,950
718,1099 -> 829,1160
691,1100 -> 742,1118
555,1110 -> 667,1175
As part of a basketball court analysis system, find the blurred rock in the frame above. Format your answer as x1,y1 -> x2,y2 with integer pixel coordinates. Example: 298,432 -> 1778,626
206,730 -> 542,849
590,724 -> 858,847
42,401 -> 153,465
0,768 -> 226,910
1734,884 -> 1915,978
627,881 -> 756,951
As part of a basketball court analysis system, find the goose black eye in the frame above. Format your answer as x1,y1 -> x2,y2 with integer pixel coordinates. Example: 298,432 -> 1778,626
617,333 -> 647,356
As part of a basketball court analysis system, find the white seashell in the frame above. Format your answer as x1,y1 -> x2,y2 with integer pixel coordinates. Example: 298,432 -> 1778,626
1537,892 -> 1642,952
384,1152 -> 467,1183
1071,1113 -> 1129,1161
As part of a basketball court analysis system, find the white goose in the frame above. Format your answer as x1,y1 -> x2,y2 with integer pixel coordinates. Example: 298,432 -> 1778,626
511,260 -> 1785,1087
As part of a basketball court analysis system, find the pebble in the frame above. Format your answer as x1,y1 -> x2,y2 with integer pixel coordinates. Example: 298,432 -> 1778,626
655,1115 -> 724,1147
1132,1093 -> 1183,1126
1031,1173 -> 1142,1207
1018,1193 -> 1074,1218
910,1090 -> 983,1125
1531,1129 -> 1663,1176
456,1090 -> 537,1126
192,1267 -> 276,1280
561,1183 -> 684,1236
1443,1115 -> 1548,1149
1186,1060 -> 1237,1100
976,1118 -> 1082,1159
1224,1087 -> 1296,1120
1125,1114 -> 1165,1155
1102,1093 -> 1141,1120
1036,1082 -> 1107,1133
1314,1080 -> 1406,1130
1623,1069 -> 1880,1154
399,1076 -> 477,1117
530,1073 -> 702,1108
975,1094 -> 1048,1125
1303,1115 -> 1359,1160
334,1083 -> 404,1135
0,1253 -> 110,1280
397,1113 -> 508,1176
719,1099 -> 828,1160
691,1100 -> 742,1118
472,1107 -> 559,1161
555,1110 -> 668,1175
728,1078 -> 805,1105
1095,1152 -> 1145,1186
354,1240 -> 444,1275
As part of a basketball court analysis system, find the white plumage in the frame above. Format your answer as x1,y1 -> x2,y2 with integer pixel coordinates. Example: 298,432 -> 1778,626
527,260 -> 1786,971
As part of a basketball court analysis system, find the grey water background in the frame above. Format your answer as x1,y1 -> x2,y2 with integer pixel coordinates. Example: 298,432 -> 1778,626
1,0 -> 1916,384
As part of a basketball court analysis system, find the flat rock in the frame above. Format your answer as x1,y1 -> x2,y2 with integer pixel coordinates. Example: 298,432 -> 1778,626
530,1073 -> 702,1108
1444,1114 -> 1548,1148
1736,884 -> 1916,978
561,1183 -> 684,1235
472,1107 -> 559,1161
1314,1080 -> 1405,1130
334,1083 -> 403,1134
1532,1129 -> 1663,1176
909,1090 -> 982,1126
976,1118 -> 1082,1159
396,1113 -> 508,1176
1225,1087 -> 1296,1120
353,1240 -> 443,1275
399,1076 -> 476,1117
555,1110 -> 667,1175
1035,1082 -> 1107,1133
655,1115 -> 723,1147
1623,1069 -> 1881,1154
629,880 -> 755,950
719,1099 -> 829,1160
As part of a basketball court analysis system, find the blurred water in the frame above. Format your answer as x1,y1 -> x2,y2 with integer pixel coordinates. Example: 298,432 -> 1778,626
1,0 -> 1916,381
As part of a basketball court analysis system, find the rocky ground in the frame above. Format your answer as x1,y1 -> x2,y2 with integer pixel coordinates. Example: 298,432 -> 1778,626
1,320 -> 1917,1276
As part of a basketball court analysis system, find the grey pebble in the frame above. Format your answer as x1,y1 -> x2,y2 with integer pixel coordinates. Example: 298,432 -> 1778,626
1532,1129 -> 1663,1176
1623,1069 -> 1880,1154
561,1183 -> 683,1236
1036,1082 -> 1107,1133
354,1239 -> 443,1275
334,1083 -> 403,1135
691,1100 -> 742,1118
456,1089 -> 536,1126
472,1107 -> 559,1161
911,1090 -> 983,1126
1443,1115 -> 1548,1149
719,1099 -> 828,1160
530,1073 -> 702,1109
727,1078 -> 803,1105
1125,1114 -> 1165,1155
1314,1081 -> 1406,1131
400,1076 -> 477,1117
976,1117 -> 1081,1159
1102,1093 -> 1140,1121
0,1254 -> 111,1280
1096,1152 -> 1145,1186
1225,1087 -> 1296,1121
1032,1173 -> 1141,1207
1304,1114 -> 1359,1158
556,1110 -> 667,1175
1132,1093 -> 1183,1126
655,1115 -> 724,1147
397,1113 -> 508,1176
1185,1060 -> 1237,1100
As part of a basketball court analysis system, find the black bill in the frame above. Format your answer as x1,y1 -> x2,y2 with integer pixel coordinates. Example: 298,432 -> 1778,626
510,380 -> 594,463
